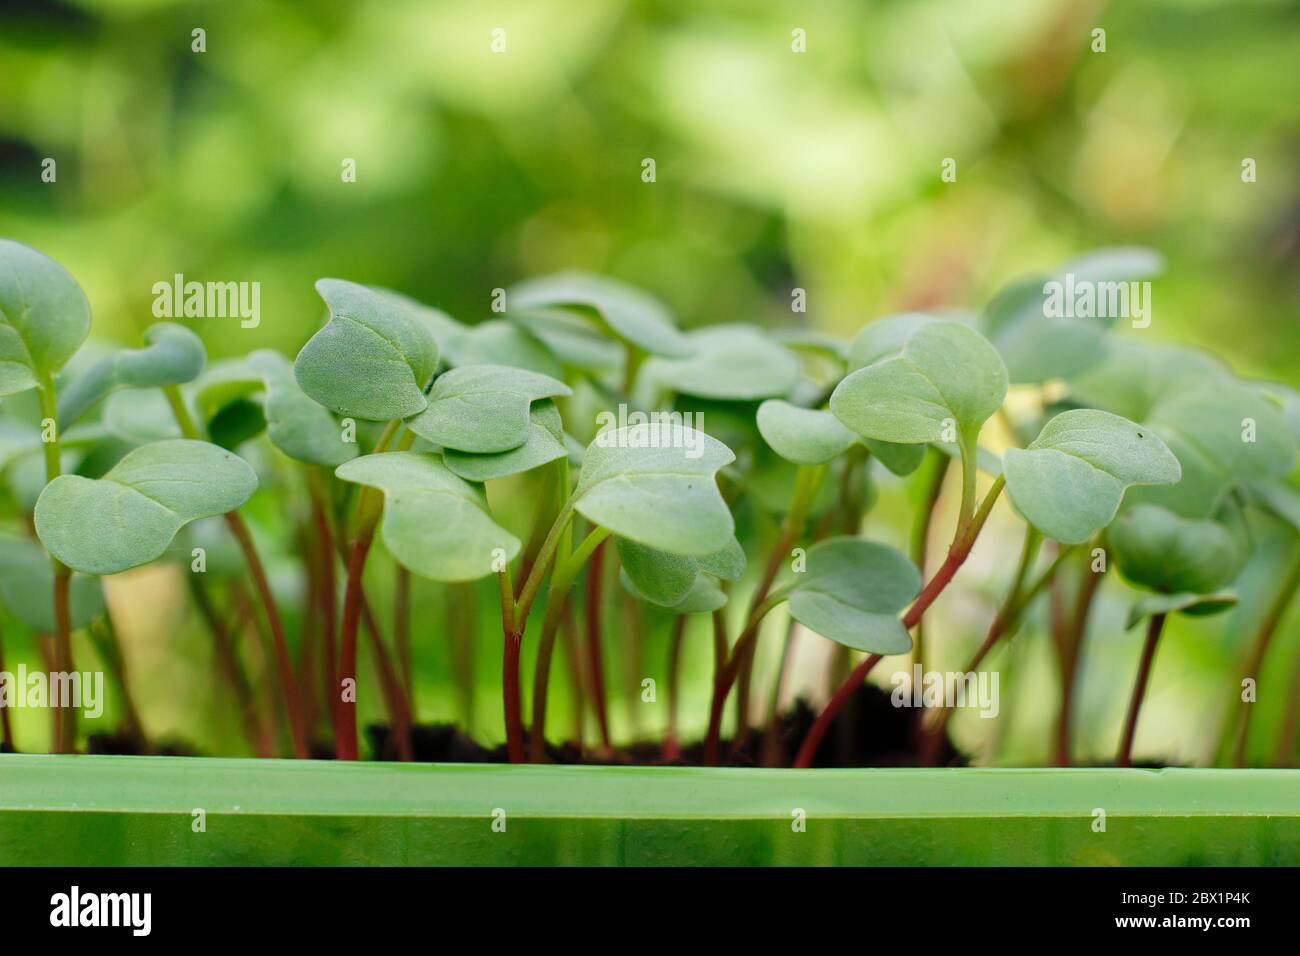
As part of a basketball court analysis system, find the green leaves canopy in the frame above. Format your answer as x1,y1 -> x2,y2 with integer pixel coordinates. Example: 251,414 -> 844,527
247,350 -> 356,467
1003,410 -> 1181,544
335,452 -> 520,581
58,323 -> 206,428
509,271 -> 692,358
34,440 -> 257,574
756,399 -> 856,465
831,320 -> 1008,445
294,279 -> 439,421
778,537 -> 920,654
404,364 -> 571,453
572,424 -> 735,555
0,239 -> 92,397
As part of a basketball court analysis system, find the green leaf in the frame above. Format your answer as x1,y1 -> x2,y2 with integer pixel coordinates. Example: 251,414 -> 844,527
34,440 -> 258,574
440,319 -> 564,379
1003,409 -> 1181,544
983,249 -> 1163,384
780,537 -> 920,654
1066,340 -> 1228,421
509,271 -> 692,358
508,308 -> 624,373
773,328 -> 849,362
616,535 -> 744,608
247,350 -> 356,467
404,364 -> 571,453
756,400 -> 856,465
620,568 -> 727,614
335,452 -> 520,581
1107,504 -> 1248,596
1246,479 -> 1300,532
442,400 -> 567,481
572,424 -> 735,555
1126,591 -> 1238,629
0,239 -> 92,397
831,321 -> 1008,444
846,313 -> 939,370
864,439 -> 926,476
646,325 -> 800,401
1130,382 -> 1297,519
294,279 -> 439,421
102,389 -> 181,444
0,532 -> 104,631
57,323 -> 206,428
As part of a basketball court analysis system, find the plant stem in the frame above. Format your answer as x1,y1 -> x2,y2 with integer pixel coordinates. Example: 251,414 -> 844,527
226,511 -> 311,759
1116,612 -> 1166,768
1228,546 -> 1300,766
761,618 -> 799,767
920,528 -> 1049,764
528,525 -> 611,761
704,464 -> 824,764
663,614 -> 688,760
187,574 -> 269,756
794,654 -> 884,768
1054,550 -> 1104,767
37,378 -> 75,754
336,498 -> 380,760
394,564 -> 413,708
1276,660 -> 1300,767
585,541 -> 613,752
910,452 -> 949,676
794,472 -> 1006,769
164,384 -> 309,757
0,620 -> 15,750
87,613 -> 145,746
305,471 -> 342,747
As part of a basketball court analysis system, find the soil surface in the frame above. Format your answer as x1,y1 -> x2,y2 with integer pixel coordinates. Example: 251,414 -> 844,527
367,684 -> 966,767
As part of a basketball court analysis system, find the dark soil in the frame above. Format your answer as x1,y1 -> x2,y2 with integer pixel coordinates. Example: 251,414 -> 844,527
367,683 -> 966,767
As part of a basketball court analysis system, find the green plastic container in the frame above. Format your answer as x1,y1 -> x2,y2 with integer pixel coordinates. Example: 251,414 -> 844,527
1,755 -> 1296,865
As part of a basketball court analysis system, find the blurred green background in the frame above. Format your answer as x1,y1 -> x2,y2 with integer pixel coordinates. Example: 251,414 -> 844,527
0,0 -> 1297,764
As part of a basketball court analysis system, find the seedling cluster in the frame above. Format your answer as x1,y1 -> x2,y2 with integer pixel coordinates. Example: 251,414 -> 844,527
1,239 -> 1297,768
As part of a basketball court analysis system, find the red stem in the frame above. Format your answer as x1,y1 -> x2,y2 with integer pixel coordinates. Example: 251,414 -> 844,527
308,482 -> 342,747
585,541 -> 612,751
226,511 -> 310,759
1117,613 -> 1165,768
336,530 -> 375,760
794,654 -> 883,768
503,625 -> 525,763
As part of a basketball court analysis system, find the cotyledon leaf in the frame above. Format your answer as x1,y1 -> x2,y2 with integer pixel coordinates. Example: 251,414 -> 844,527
620,568 -> 727,614
756,399 -> 856,465
777,536 -> 920,654
509,271 -> 693,358
294,279 -> 439,421
572,424 -> 735,556
982,248 -> 1164,385
335,452 -> 520,581
831,321 -> 1008,445
33,439 -> 258,575
0,239 -> 92,398
1106,503 -> 1248,596
1003,409 -> 1181,544
508,308 -> 624,373
442,400 -> 567,481
1126,591 -> 1238,629
0,532 -> 104,631
247,350 -> 356,467
616,535 -> 745,607
846,313 -> 940,371
645,325 -> 801,401
57,323 -> 206,428
1124,382 -> 1297,520
439,319 -> 564,379
404,364 -> 571,454
1066,339 -> 1229,422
